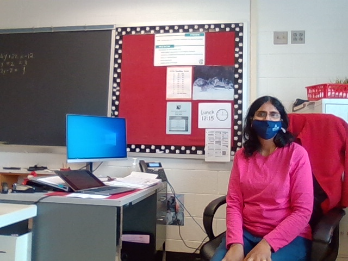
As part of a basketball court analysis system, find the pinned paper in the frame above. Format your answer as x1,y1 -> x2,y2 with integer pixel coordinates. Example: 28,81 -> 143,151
198,103 -> 232,129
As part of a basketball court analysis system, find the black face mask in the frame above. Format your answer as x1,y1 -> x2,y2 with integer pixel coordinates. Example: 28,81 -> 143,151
252,120 -> 282,140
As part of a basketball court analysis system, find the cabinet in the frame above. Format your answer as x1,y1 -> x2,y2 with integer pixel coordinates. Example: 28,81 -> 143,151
0,184 -> 162,261
0,203 -> 37,261
298,98 -> 348,123
0,233 -> 32,261
155,182 -> 167,254
121,182 -> 167,261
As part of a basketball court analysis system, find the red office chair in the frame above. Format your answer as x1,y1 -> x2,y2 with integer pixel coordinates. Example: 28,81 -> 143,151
200,113 -> 348,261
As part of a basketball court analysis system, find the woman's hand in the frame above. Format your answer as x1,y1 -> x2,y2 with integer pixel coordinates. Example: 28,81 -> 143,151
244,239 -> 272,261
222,243 -> 244,261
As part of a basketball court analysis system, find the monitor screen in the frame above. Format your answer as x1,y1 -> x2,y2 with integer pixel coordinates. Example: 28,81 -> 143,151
66,114 -> 127,163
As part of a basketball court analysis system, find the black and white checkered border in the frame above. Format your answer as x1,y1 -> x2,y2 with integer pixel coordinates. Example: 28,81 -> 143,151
111,23 -> 244,156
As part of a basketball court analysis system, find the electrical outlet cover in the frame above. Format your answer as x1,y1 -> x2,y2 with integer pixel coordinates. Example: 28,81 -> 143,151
291,30 -> 305,44
166,194 -> 184,225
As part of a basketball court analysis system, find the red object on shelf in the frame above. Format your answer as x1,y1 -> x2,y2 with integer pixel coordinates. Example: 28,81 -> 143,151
306,83 -> 348,101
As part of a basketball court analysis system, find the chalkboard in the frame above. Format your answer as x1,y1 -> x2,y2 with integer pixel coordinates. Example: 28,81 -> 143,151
0,29 -> 113,146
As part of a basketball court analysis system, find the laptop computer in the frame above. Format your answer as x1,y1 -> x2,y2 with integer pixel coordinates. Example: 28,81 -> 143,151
54,170 -> 135,196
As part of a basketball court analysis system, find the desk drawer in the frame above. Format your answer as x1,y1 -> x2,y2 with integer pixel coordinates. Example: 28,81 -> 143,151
0,232 -> 32,261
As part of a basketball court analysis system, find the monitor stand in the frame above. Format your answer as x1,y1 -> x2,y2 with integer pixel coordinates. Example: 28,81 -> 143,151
86,162 -> 93,172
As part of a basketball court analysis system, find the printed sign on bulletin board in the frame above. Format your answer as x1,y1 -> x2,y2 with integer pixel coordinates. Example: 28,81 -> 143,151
205,129 -> 231,162
198,103 -> 232,129
166,67 -> 192,100
166,102 -> 192,135
154,33 -> 205,66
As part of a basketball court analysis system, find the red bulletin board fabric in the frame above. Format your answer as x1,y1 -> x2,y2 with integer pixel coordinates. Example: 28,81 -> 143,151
118,32 -> 236,147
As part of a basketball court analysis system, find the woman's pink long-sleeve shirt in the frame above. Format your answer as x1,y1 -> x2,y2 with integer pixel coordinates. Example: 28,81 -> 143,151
226,142 -> 313,252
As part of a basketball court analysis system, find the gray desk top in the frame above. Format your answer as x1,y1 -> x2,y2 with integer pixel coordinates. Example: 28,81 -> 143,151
0,182 -> 163,207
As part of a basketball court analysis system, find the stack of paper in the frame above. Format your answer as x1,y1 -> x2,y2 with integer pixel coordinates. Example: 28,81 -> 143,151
104,171 -> 161,189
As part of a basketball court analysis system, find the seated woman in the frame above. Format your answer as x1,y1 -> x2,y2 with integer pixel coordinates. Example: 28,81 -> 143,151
211,96 -> 313,261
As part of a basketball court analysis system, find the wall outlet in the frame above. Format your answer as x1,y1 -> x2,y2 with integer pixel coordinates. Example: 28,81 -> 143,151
273,31 -> 288,45
291,30 -> 305,44
166,193 -> 184,226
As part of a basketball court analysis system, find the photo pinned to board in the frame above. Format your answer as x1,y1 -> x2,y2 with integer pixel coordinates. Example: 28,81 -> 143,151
192,65 -> 235,100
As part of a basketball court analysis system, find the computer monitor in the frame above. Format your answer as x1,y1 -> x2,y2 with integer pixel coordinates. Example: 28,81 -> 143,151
66,114 -> 127,166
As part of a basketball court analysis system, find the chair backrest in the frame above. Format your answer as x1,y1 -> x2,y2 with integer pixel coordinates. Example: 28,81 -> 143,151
289,113 -> 348,261
288,113 -> 348,213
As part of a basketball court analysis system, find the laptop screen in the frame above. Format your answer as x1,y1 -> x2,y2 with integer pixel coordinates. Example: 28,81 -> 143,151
55,170 -> 105,191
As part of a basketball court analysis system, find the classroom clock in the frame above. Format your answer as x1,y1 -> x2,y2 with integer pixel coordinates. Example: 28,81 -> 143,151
216,109 -> 229,121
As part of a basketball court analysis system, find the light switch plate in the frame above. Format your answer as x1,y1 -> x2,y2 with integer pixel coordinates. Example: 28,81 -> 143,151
273,31 -> 288,45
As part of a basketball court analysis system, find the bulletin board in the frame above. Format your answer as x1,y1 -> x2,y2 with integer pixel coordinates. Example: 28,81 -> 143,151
111,23 -> 245,155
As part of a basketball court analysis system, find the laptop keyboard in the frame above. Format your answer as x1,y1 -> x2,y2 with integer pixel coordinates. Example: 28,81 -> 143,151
89,186 -> 117,192
84,186 -> 135,195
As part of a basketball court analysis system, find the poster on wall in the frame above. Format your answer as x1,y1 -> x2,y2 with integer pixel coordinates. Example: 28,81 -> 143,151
154,33 -> 205,66
205,129 -> 231,162
166,66 -> 192,100
198,103 -> 232,129
166,102 -> 192,134
192,66 -> 235,100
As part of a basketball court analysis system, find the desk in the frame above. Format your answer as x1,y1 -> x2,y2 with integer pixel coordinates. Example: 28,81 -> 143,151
0,203 -> 37,228
0,183 -> 166,261
0,203 -> 37,261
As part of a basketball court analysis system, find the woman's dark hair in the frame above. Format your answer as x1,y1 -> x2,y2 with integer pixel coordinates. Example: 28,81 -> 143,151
243,96 -> 294,157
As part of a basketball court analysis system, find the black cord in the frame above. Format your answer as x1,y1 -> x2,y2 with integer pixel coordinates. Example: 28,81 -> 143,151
32,194 -> 53,204
166,180 -> 209,253
192,235 -> 209,254
92,162 -> 103,172
77,161 -> 103,172
167,181 -> 206,232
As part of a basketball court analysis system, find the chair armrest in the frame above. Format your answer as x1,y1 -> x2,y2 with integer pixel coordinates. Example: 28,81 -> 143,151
203,195 -> 226,240
312,208 -> 345,243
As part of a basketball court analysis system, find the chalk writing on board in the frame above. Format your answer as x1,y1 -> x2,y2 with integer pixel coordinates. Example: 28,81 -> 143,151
0,53 -> 34,75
